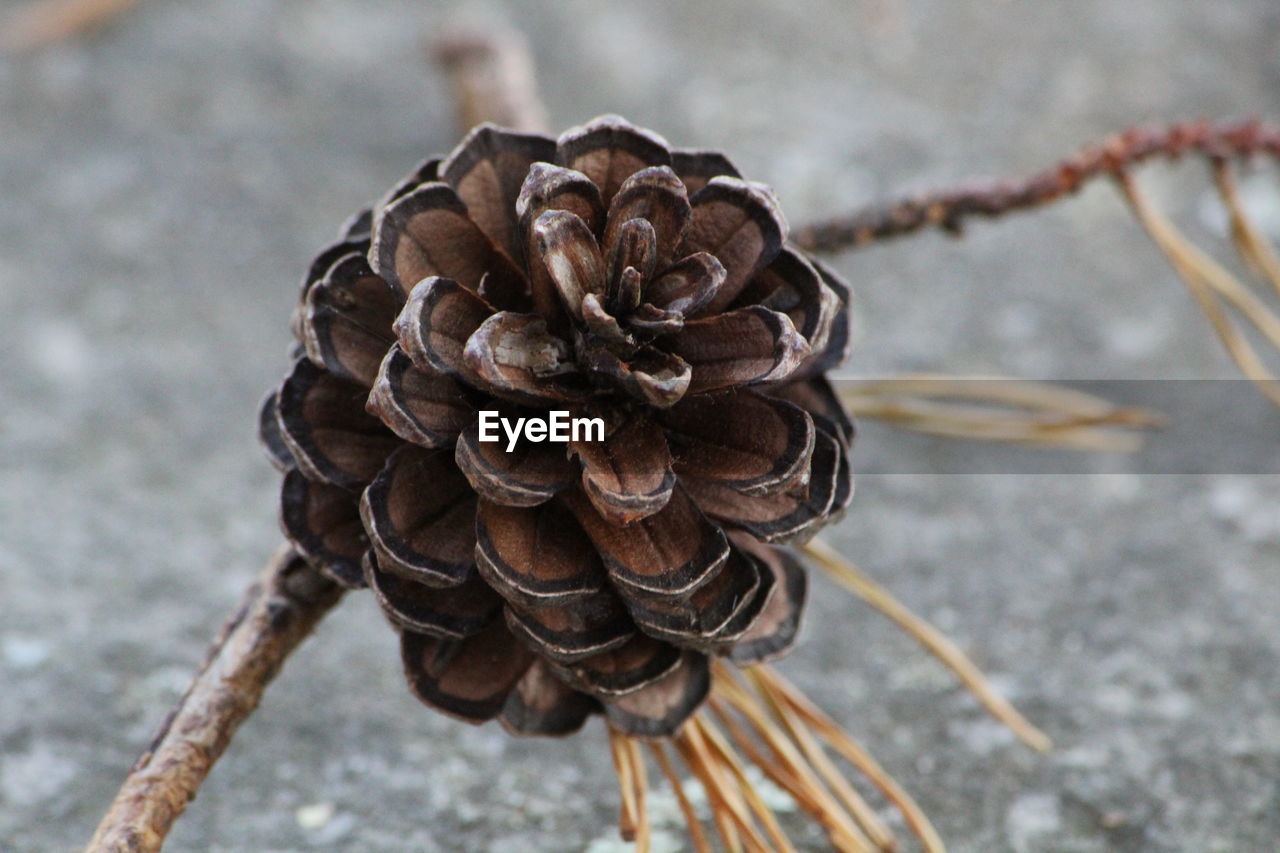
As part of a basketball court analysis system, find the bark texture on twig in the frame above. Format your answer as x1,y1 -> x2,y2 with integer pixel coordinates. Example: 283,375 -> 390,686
432,26 -> 550,134
793,119 -> 1280,253
85,548 -> 343,853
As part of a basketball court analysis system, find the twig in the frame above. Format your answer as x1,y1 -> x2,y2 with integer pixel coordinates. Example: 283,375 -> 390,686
431,26 -> 550,134
1,0 -> 141,53
793,119 -> 1280,253
85,548 -> 343,853
85,20 -> 555,852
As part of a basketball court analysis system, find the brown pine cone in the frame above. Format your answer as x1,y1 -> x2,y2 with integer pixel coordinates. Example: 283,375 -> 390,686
260,115 -> 854,737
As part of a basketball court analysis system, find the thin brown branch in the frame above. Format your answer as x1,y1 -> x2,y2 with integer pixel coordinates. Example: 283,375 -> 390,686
431,26 -> 550,135
1,0 -> 141,52
794,119 -> 1280,253
85,548 -> 343,853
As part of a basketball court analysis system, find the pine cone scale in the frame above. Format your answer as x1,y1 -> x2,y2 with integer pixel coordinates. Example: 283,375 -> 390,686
556,632 -> 683,697
624,541 -> 767,649
366,345 -> 477,448
565,485 -> 731,599
602,651 -> 710,737
660,390 -> 817,497
723,536 -> 808,665
372,182 -> 526,300
359,445 -> 477,586
555,116 -> 674,205
474,498 -> 610,606
365,551 -> 500,639
683,177 -> 788,315
601,165 -> 691,269
499,660 -> 599,737
276,358 -> 398,490
300,250 -> 400,388
439,125 -> 558,260
279,469 -> 367,588
395,277 -> 491,380
503,594 -> 634,665
401,621 -> 534,722
455,418 -> 577,506
667,305 -> 811,394
573,415 -> 676,524
462,310 -> 590,403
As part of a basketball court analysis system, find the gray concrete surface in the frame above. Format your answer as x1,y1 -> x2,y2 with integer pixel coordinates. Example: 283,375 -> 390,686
3,1 -> 1279,850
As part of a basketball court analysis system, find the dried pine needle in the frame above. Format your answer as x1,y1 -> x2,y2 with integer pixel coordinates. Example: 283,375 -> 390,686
648,742 -> 714,853
626,737 -> 651,853
802,538 -> 1053,753
745,668 -> 896,851
1148,199 -> 1280,350
608,727 -> 641,843
706,697 -> 819,816
612,653 -> 961,852
693,716 -> 798,853
844,376 -> 1136,414
839,375 -> 1163,451
1119,171 -> 1280,407
676,721 -> 760,852
711,671 -> 874,852
671,722 -> 741,852
752,665 -> 946,853
1213,160 -> 1280,300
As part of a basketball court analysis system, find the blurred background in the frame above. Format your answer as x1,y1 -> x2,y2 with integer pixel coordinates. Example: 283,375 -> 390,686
2,1 -> 1279,850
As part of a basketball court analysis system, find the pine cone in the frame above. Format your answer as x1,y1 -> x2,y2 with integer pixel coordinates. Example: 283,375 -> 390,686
260,116 -> 854,737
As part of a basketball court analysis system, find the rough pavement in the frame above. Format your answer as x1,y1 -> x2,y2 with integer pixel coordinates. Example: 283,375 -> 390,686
2,1 -> 1278,850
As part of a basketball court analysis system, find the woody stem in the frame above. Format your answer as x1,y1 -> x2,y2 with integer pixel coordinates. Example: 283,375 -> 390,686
432,25 -> 551,135
793,118 -> 1280,254
84,548 -> 343,853
84,27 -> 555,852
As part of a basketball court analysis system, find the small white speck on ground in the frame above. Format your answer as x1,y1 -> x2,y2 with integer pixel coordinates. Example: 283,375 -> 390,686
1198,171 -> 1280,238
1005,792 -> 1063,852
0,742 -> 78,808
27,318 -> 95,385
296,801 -> 335,830
2,634 -> 51,670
